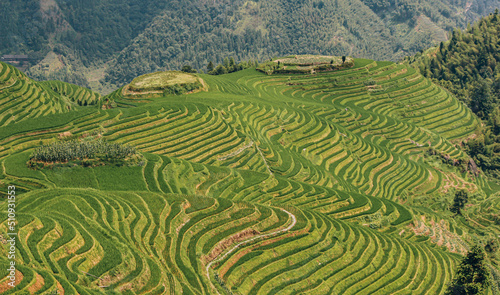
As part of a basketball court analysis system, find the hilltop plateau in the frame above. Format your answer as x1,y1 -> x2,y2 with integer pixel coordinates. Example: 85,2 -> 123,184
123,71 -> 204,99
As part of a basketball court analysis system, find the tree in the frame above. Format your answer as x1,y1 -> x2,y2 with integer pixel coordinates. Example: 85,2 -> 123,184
207,61 -> 214,72
484,239 -> 498,254
214,65 -> 228,75
450,190 -> 468,215
207,57 -> 254,75
470,79 -> 494,118
467,137 -> 486,158
430,59 -> 440,76
490,107 -> 500,135
445,245 -> 490,295
342,56 -> 346,64
181,65 -> 196,73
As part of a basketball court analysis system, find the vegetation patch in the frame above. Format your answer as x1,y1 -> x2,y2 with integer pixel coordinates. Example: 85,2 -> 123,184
124,71 -> 203,98
27,135 -> 143,169
257,55 -> 354,75
408,12 -> 500,179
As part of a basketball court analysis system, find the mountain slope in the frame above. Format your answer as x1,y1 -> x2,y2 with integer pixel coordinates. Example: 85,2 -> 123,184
0,57 -> 498,294
0,61 -> 99,127
2,0 -> 500,90
104,0 -> 499,86
0,62 -> 71,126
408,11 -> 500,178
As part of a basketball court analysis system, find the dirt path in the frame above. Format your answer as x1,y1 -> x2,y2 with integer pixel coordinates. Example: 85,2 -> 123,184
205,208 -> 297,294
256,145 -> 273,176
218,141 -> 254,161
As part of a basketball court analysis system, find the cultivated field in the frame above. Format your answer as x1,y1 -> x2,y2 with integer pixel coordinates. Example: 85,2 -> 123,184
0,58 -> 498,294
123,71 -> 204,99
129,71 -> 199,91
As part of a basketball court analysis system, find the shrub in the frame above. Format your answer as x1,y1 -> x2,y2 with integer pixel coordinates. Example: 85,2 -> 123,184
445,245 -> 490,294
450,190 -> 468,215
28,137 -> 140,169
363,79 -> 376,86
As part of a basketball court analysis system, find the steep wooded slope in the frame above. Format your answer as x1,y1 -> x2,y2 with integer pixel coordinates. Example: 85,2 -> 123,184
409,11 -> 500,178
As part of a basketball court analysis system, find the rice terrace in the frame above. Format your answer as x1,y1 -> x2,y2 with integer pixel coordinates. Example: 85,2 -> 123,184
0,53 -> 499,295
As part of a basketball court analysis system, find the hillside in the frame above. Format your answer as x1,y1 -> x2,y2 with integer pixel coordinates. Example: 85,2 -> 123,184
408,11 -> 500,179
0,61 -> 101,127
2,0 -> 500,91
0,57 -> 498,294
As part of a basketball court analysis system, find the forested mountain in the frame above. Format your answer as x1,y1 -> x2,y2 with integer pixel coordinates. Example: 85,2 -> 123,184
1,0 -> 500,91
0,0 -> 168,91
409,11 -> 500,178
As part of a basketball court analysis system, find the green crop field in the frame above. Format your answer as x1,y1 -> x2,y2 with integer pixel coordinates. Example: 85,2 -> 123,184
0,57 -> 498,294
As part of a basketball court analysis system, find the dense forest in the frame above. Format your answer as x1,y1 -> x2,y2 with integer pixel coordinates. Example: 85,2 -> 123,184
0,0 -> 167,64
103,0 -> 489,86
0,0 -> 55,60
2,0 -> 500,89
409,11 -> 500,178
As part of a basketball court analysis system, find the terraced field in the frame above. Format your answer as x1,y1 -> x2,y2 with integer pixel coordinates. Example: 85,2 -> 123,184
40,81 -> 101,107
0,57 -> 499,294
0,62 -> 101,128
